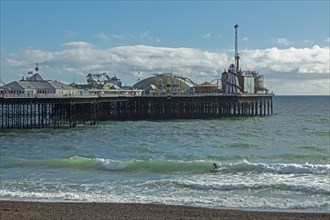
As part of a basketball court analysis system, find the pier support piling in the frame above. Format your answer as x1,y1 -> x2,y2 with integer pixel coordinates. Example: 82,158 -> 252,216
0,94 -> 273,129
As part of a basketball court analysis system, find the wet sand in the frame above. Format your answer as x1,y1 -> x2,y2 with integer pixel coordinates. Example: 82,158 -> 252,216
1,200 -> 329,220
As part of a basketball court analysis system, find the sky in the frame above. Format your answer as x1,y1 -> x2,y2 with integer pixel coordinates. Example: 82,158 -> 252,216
1,0 -> 329,95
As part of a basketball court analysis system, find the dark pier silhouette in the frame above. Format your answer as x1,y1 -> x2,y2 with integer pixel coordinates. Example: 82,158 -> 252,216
0,94 -> 273,129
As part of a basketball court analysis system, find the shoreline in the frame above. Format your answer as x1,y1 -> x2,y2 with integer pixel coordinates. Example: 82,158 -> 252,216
1,200 -> 329,220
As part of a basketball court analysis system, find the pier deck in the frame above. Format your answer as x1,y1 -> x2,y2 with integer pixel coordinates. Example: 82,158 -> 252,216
0,94 -> 273,129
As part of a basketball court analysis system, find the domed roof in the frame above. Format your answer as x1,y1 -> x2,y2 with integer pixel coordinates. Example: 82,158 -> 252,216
133,74 -> 190,90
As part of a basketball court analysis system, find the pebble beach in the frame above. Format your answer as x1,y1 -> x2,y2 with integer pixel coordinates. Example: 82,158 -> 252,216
1,200 -> 329,220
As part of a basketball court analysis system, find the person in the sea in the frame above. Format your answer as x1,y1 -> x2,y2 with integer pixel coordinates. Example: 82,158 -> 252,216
212,163 -> 218,170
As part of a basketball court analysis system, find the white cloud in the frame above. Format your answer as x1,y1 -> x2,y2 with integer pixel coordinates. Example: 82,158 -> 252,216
241,45 -> 329,74
111,34 -> 130,40
1,43 -> 329,94
275,38 -> 294,46
303,40 -> 314,44
140,31 -> 151,39
94,32 -> 110,41
138,31 -> 160,43
61,41 -> 94,48
202,33 -> 211,39
93,31 -> 160,44
267,78 -> 330,95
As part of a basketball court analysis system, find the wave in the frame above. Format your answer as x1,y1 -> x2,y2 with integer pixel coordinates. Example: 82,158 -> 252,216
156,179 -> 330,195
3,157 -> 330,175
206,152 -> 329,162
97,158 -> 212,174
1,179 -> 329,211
2,187 -> 329,212
1,156 -> 103,172
214,160 -> 329,174
3,156 -> 211,174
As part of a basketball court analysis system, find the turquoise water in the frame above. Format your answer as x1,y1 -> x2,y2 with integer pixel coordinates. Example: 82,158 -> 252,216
1,96 -> 329,211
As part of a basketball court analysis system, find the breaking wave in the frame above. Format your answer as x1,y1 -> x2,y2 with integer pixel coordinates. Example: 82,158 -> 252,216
4,156 -> 330,175
214,160 -> 329,175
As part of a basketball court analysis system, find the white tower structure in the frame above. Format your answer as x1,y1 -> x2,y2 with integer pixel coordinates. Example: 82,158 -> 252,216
234,24 -> 240,73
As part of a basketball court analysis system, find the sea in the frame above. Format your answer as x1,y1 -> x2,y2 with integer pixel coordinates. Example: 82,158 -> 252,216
0,96 -> 329,212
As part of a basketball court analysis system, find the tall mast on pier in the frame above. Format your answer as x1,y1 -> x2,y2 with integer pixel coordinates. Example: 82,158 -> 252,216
234,24 -> 240,73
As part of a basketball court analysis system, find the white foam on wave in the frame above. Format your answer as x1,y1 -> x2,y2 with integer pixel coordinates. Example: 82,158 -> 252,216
1,187 -> 329,212
1,176 -> 329,212
1,159 -> 329,212
95,158 -> 127,170
217,160 -> 330,174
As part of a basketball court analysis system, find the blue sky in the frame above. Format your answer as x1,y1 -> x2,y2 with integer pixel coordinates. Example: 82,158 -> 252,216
1,0 -> 329,95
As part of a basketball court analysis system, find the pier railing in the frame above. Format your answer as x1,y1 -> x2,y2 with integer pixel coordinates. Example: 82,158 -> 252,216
1,91 -> 273,99
0,92 -> 142,99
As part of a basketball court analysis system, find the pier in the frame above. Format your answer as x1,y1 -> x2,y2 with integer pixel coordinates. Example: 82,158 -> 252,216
0,25 -> 275,130
0,94 -> 273,129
